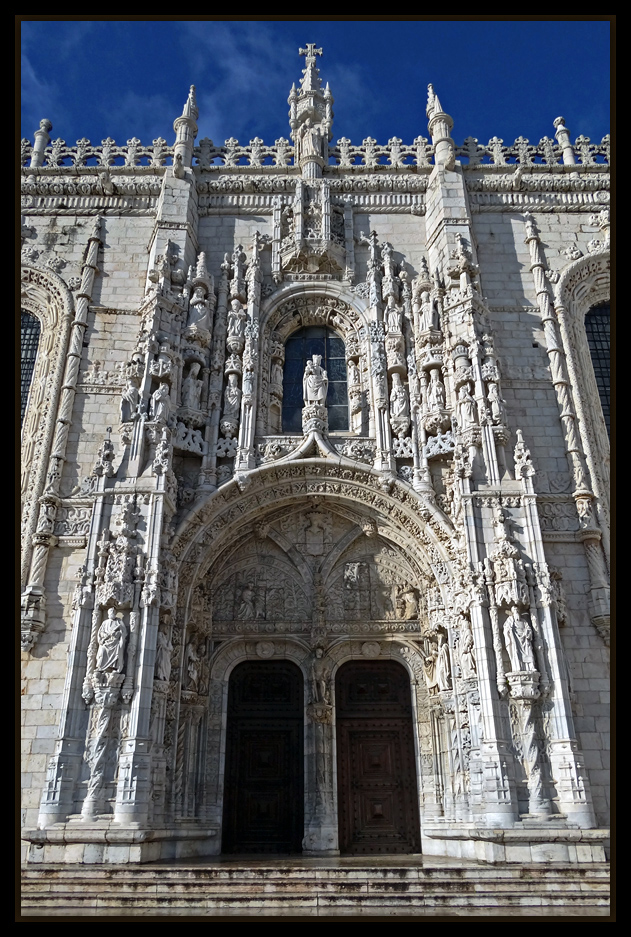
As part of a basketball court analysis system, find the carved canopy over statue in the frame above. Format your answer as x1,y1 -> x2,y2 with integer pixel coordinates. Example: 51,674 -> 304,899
303,355 -> 328,406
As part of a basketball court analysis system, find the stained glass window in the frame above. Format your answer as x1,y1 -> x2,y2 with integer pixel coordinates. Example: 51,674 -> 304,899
585,303 -> 610,437
21,310 -> 41,425
282,326 -> 348,432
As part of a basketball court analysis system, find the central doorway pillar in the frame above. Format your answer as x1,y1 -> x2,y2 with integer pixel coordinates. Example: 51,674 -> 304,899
303,701 -> 339,856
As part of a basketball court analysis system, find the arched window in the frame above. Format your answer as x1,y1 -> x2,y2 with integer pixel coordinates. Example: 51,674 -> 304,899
584,303 -> 610,437
282,326 -> 348,432
21,310 -> 41,426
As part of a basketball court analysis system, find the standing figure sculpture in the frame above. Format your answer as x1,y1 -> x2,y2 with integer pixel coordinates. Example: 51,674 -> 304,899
437,632 -> 452,691
310,647 -> 331,704
150,382 -> 171,424
95,608 -> 127,674
458,383 -> 477,428
303,355 -> 328,406
120,378 -> 140,423
384,295 -> 402,333
427,369 -> 446,411
181,362 -> 203,410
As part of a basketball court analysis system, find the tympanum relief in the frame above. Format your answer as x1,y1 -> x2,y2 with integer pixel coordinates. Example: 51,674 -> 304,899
206,505 -> 426,634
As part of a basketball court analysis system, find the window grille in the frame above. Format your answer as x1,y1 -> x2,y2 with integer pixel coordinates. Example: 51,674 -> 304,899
21,310 -> 41,425
584,303 -> 610,437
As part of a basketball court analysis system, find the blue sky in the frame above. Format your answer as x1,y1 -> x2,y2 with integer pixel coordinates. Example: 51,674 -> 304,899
21,19 -> 611,154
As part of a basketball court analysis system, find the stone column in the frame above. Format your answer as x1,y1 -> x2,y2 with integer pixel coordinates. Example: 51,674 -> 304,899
21,217 -> 102,653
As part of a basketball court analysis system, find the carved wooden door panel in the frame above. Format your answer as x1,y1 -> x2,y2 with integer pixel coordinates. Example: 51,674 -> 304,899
222,661 -> 304,854
336,660 -> 420,854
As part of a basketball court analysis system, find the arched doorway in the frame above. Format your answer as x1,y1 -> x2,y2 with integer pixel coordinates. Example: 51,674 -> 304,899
222,660 -> 304,854
336,659 -> 420,855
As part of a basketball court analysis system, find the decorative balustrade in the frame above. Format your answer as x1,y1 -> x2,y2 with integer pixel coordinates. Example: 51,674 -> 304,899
455,134 -> 610,166
194,137 -> 295,168
21,132 -> 610,170
328,136 -> 434,168
21,137 -> 174,168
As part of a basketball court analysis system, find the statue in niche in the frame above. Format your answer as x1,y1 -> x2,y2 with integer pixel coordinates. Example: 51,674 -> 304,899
512,606 -> 536,671
347,359 -> 360,387
184,636 -> 200,692
427,369 -> 446,411
422,643 -> 440,696
223,373 -> 241,419
458,383 -> 477,428
181,362 -> 203,410
186,286 -> 211,331
459,616 -> 477,679
227,299 -> 246,340
437,632 -> 452,691
420,291 -> 439,331
271,359 -> 284,388
120,378 -> 140,423
155,626 -> 173,683
503,610 -> 522,672
300,119 -> 322,159
95,608 -> 127,674
384,295 -> 402,333
487,382 -> 506,424
242,366 -> 254,398
150,382 -> 171,424
303,355 -> 328,406
310,647 -> 331,704
390,373 -> 409,420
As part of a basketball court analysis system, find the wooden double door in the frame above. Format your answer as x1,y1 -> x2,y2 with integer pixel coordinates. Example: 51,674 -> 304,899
336,660 -> 421,855
222,661 -> 304,854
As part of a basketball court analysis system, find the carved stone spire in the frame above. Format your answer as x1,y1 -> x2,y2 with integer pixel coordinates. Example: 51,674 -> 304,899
426,83 -> 455,168
182,85 -> 199,121
298,43 -> 323,92
173,85 -> 198,169
290,44 -> 334,179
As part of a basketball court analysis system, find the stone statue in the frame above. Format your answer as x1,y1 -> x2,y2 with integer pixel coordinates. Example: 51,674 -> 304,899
184,637 -> 200,692
242,367 -> 254,398
347,359 -> 360,387
390,373 -> 409,419
271,359 -> 284,387
237,582 -> 256,619
427,369 -> 446,411
227,299 -> 246,340
120,378 -> 140,423
437,633 -> 452,691
487,382 -> 505,423
384,295 -> 402,333
458,383 -> 477,428
420,291 -> 438,331
503,611 -> 521,672
513,608 -> 536,671
422,645 -> 440,696
301,119 -> 322,159
223,373 -> 241,419
150,382 -> 171,424
459,616 -> 477,679
186,286 -> 211,331
95,608 -> 127,674
310,647 -> 331,704
181,362 -> 202,410
303,355 -> 328,406
155,627 -> 173,683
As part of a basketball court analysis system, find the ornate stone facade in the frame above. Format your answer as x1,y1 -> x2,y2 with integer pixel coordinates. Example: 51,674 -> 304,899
21,47 -> 609,868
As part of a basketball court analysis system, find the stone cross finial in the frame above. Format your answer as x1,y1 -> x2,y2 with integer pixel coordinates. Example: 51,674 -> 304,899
299,44 -> 323,62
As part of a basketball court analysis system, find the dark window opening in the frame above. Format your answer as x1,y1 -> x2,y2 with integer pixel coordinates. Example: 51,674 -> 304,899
21,310 -> 41,426
585,303 -> 610,437
282,326 -> 348,432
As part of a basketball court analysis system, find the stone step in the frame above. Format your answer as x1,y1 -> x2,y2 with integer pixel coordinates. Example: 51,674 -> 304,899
22,862 -> 610,914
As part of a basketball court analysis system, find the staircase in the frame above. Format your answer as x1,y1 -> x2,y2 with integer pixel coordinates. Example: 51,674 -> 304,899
21,857 -> 610,916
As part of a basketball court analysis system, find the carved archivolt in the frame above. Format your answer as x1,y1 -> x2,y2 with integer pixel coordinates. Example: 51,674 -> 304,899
20,264 -> 74,584
553,252 -> 610,544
